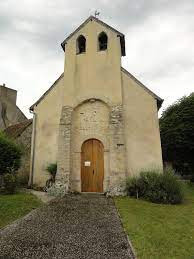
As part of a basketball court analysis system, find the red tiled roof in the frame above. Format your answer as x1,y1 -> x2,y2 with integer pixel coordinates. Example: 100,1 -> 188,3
4,119 -> 32,139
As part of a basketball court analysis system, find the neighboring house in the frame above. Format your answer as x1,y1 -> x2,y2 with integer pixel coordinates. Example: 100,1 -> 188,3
4,120 -> 32,181
29,16 -> 163,194
0,84 -> 27,130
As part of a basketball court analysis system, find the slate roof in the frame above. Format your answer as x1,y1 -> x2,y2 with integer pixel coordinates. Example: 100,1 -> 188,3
4,119 -> 32,139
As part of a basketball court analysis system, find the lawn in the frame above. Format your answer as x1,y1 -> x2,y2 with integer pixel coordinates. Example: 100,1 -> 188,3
0,192 -> 42,229
115,183 -> 194,259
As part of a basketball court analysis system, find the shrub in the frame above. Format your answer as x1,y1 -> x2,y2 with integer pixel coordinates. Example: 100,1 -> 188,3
191,174 -> 194,183
46,163 -> 57,178
126,177 -> 140,199
0,132 -> 22,175
17,174 -> 29,187
4,173 -> 17,194
45,163 -> 57,189
126,169 -> 184,204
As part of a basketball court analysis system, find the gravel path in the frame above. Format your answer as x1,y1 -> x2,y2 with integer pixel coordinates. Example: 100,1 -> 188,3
0,194 -> 134,259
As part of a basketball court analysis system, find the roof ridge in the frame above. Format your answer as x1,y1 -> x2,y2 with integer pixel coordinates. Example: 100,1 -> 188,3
30,68 -> 163,111
4,119 -> 32,139
61,16 -> 125,56
30,72 -> 64,111
121,67 -> 163,109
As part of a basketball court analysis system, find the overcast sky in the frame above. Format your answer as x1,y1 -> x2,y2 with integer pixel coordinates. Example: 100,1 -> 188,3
0,0 -> 193,118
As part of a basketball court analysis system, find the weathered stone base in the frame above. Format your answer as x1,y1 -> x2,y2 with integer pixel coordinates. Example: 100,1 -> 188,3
106,180 -> 127,196
46,180 -> 127,197
46,181 -> 69,197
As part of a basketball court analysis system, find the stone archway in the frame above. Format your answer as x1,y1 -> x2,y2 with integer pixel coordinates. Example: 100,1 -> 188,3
70,99 -> 109,192
56,99 -> 127,195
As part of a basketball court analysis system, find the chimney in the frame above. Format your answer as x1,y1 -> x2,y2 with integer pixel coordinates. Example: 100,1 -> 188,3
0,84 -> 17,104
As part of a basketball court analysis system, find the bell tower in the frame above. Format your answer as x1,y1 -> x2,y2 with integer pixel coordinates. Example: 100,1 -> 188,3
61,16 -> 126,107
56,17 -> 127,194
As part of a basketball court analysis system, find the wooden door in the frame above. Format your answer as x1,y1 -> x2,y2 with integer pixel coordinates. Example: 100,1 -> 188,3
81,139 -> 104,192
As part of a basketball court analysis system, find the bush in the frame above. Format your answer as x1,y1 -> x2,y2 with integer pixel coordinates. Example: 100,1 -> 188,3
17,174 -> 29,187
46,163 -> 57,178
4,173 -> 17,194
0,132 -> 22,175
126,169 -> 184,204
45,163 -> 57,189
191,174 -> 194,183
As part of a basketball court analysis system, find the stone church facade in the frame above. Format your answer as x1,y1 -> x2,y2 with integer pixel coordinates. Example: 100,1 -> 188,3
29,16 -> 163,194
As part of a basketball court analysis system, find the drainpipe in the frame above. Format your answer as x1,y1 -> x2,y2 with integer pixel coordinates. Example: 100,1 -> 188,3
28,109 -> 37,188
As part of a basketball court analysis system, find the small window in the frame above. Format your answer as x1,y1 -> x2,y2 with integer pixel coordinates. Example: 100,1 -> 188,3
77,35 -> 86,54
98,32 -> 108,51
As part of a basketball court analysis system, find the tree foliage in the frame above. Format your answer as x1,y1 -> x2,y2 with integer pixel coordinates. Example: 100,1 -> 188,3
3,173 -> 18,193
160,93 -> 194,174
0,131 -> 22,175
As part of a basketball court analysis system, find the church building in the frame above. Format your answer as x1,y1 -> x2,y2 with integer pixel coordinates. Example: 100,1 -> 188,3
29,16 -> 163,194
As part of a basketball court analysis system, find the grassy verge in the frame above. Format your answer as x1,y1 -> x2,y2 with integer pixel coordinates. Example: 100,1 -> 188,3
0,192 -> 42,229
115,183 -> 194,259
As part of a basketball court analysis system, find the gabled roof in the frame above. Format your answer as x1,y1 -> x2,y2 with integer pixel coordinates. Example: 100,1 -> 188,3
4,119 -> 32,139
121,67 -> 163,109
30,68 -> 163,111
61,16 -> 126,56
30,73 -> 64,111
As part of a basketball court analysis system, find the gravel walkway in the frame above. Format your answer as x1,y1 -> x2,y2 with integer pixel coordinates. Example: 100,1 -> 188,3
0,194 -> 134,259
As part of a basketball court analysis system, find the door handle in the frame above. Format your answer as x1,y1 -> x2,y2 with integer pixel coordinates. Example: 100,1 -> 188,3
93,170 -> 94,175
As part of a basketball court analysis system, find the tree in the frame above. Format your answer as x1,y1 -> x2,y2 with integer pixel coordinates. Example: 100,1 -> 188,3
160,93 -> 194,175
0,131 -> 22,175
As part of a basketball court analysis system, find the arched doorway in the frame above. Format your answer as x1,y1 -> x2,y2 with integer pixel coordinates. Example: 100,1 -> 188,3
81,139 -> 104,192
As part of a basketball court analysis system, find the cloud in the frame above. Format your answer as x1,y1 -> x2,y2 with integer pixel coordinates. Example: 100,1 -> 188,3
122,3 -> 194,114
0,0 -> 193,117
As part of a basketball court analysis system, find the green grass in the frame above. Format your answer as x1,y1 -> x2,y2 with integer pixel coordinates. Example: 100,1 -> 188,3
0,192 -> 42,229
115,183 -> 194,259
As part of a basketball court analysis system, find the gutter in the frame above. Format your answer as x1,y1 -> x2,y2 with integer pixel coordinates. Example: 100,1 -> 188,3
28,110 -> 37,188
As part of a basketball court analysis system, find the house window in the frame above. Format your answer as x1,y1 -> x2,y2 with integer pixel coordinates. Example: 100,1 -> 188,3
98,32 -> 108,51
77,35 -> 86,54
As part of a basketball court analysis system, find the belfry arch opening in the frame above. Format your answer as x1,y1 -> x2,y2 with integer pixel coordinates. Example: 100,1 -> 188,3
98,32 -> 108,51
77,35 -> 86,54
